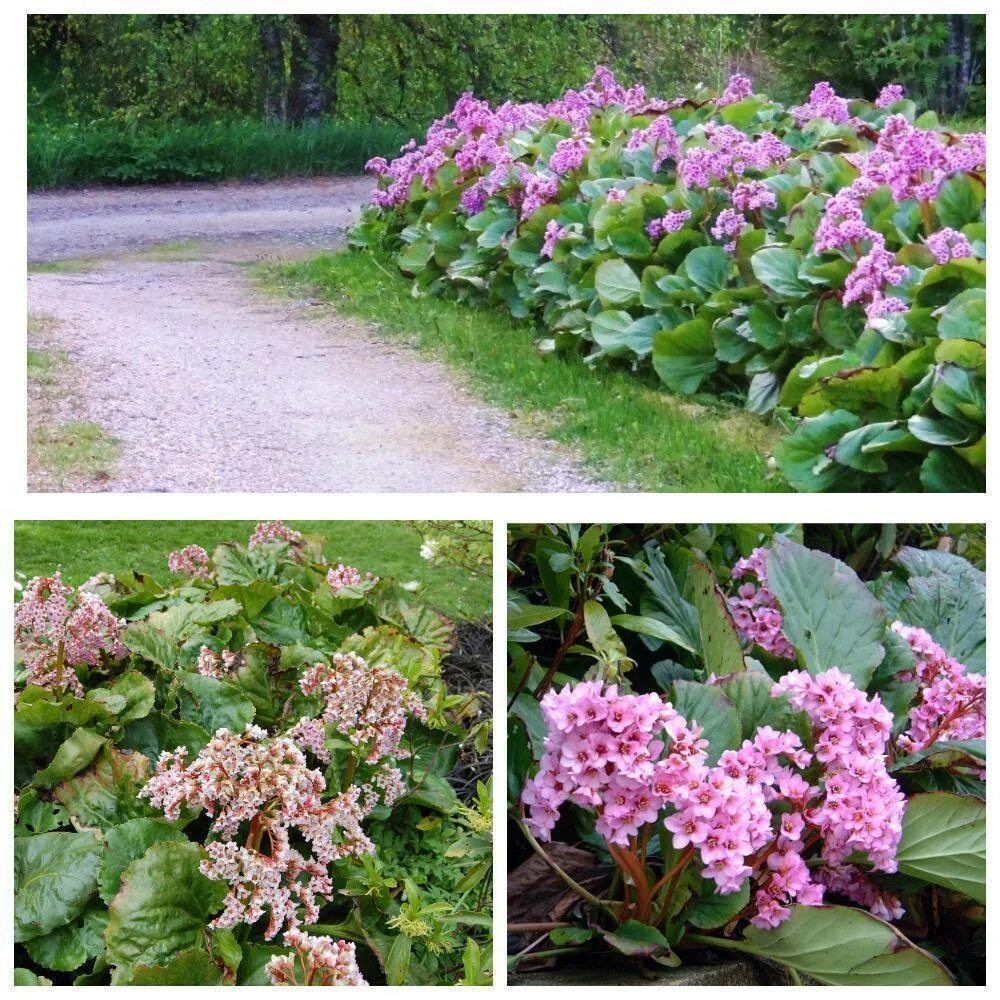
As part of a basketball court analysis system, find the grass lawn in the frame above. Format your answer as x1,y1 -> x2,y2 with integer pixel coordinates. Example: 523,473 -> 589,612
264,252 -> 782,493
14,520 -> 491,620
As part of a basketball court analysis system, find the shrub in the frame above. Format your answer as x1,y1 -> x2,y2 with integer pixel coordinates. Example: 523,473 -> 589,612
507,524 -> 985,984
13,522 -> 491,986
354,68 -> 985,493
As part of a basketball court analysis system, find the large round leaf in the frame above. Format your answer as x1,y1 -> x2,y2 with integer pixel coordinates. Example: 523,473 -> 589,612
766,536 -> 885,687
671,680 -> 740,765
105,840 -> 227,981
14,831 -> 102,942
594,258 -> 641,306
99,818 -> 190,903
897,792 -> 985,903
729,904 -> 954,984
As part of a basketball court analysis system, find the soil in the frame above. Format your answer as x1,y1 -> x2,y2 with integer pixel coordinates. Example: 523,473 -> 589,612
27,177 -> 608,493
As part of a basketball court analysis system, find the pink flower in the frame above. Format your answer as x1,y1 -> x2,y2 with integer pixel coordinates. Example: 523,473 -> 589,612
167,544 -> 211,579
14,572 -> 128,696
891,622 -> 985,755
875,83 -> 905,108
926,227 -> 973,264
646,210 -> 691,240
549,136 -> 590,175
248,521 -> 303,550
716,74 -> 754,108
266,929 -> 368,987
727,548 -> 796,659
541,220 -> 568,258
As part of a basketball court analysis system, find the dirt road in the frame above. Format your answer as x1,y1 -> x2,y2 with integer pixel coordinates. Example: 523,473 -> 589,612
27,178 -> 605,492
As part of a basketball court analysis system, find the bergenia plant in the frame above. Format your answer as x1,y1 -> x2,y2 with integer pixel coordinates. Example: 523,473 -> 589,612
354,69 -> 986,493
508,524 -> 984,985
14,522 -> 491,986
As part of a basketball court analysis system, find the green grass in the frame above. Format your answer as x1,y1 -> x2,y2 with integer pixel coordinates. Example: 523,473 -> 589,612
27,348 -> 58,384
30,421 -> 121,487
28,117 -> 409,189
14,520 -> 491,620
263,252 -> 781,492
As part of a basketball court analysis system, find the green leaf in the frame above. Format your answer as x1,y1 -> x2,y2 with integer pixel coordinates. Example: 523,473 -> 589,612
602,920 -> 678,965
212,544 -> 261,586
934,173 -> 985,229
14,686 -> 112,729
507,604 -> 570,630
671,680 -> 740,765
177,671 -> 256,734
594,258 -> 641,306
99,818 -> 190,903
776,410 -> 863,492
608,225 -> 652,259
14,790 -> 70,837
689,563 -> 744,676
920,445 -> 985,493
896,792 -> 985,903
126,948 -> 225,985
734,904 -> 953,984
14,831 -> 102,942
122,712 -> 211,762
123,620 -> 179,670
583,600 -> 630,670
398,238 -> 434,273
687,879 -> 750,930
652,317 -> 717,394
896,551 -> 985,671
750,246 -> 809,299
33,728 -> 107,788
719,673 -> 809,744
99,671 -> 156,724
385,933 -> 412,986
13,969 -> 53,985
54,746 -> 155,832
937,288 -> 985,342
251,596 -> 308,645
611,614 -> 695,652
766,536 -> 885,687
683,245 -> 730,293
23,904 -> 108,972
400,771 -> 460,814
639,544 -> 701,653
105,841 -> 227,981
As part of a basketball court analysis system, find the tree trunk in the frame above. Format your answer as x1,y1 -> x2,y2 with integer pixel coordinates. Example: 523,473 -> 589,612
258,15 -> 286,121
958,15 -> 973,114
288,14 -> 339,122
944,14 -> 962,114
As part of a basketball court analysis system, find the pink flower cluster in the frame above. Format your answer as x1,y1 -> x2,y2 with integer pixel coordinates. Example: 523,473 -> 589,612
301,652 -> 425,805
816,862 -> 904,922
813,114 -> 984,322
891,622 -> 985,754
14,572 -> 128,696
196,644 -> 240,679
167,544 -> 211,580
773,668 -> 904,872
678,124 -> 790,190
523,667 -> 909,929
326,563 -> 378,590
140,724 -> 373,939
248,520 -> 303,550
790,81 -> 857,128
875,83 -> 905,109
716,73 -> 754,108
541,220 -> 569,258
549,136 -> 590,175
626,115 -> 681,172
646,210 -> 691,241
926,226 -> 973,264
727,548 -> 795,659
711,208 -> 747,253
266,929 -> 369,987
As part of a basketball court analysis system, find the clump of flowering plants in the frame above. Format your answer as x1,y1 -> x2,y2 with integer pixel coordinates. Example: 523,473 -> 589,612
14,523 -> 491,986
507,524 -> 984,984
354,70 -> 985,493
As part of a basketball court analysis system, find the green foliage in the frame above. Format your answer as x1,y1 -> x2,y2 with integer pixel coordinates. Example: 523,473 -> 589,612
28,118 -> 408,189
14,527 -> 491,985
507,523 -> 985,985
361,75 -> 985,493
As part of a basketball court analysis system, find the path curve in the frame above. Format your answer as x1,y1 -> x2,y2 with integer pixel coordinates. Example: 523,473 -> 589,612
27,178 -> 607,493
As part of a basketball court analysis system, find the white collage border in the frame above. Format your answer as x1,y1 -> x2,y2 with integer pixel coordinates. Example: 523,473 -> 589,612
2,2 -> 995,995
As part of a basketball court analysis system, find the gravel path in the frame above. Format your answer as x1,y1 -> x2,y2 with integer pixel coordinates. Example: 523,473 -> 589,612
27,178 -> 606,493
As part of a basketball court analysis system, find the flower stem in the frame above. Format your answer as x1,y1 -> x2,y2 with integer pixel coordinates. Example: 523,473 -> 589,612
513,815 -> 617,921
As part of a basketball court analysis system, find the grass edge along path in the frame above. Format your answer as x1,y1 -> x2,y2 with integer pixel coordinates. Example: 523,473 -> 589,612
14,520 -> 490,621
263,251 -> 781,492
